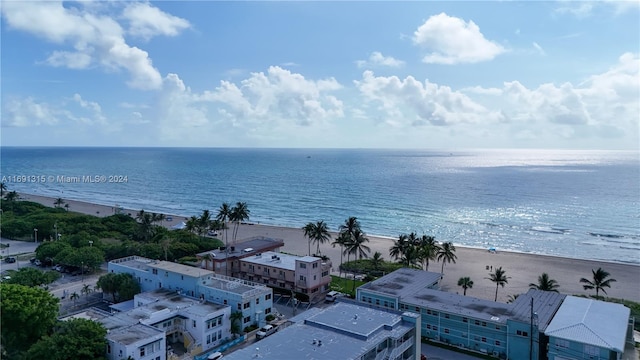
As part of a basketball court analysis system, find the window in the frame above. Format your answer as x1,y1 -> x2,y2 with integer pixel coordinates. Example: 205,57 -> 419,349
243,316 -> 251,324
426,324 -> 431,329
433,326 -> 438,331
444,328 -> 449,334
300,263 -> 306,269
312,263 -> 318,268
193,320 -> 197,328
495,340 -> 501,346
474,320 -> 480,326
265,307 -> 271,314
152,269 -> 157,275
462,317 -> 468,323
207,334 -> 211,344
237,303 -> 242,310
444,314 -> 450,319
266,294 -> 272,300
481,337 -> 486,343
516,330 -> 529,337
299,275 -> 305,281
555,339 -> 569,348
140,347 -> 146,357
313,275 -> 316,280
243,302 -> 250,309
165,271 -> 168,277
495,325 -> 500,330
181,275 -> 184,280
322,271 -> 329,276
481,321 -> 487,327
256,298 -> 260,305
584,344 -> 598,355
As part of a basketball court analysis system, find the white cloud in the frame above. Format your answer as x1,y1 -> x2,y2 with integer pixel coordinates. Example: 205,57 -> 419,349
3,97 -> 60,127
122,2 -> 190,41
202,66 -> 344,127
46,51 -> 92,69
0,1 -> 188,90
532,42 -> 546,56
353,53 -> 638,147
356,52 -> 405,68
355,71 -> 504,126
72,94 -> 107,124
554,0 -> 639,17
413,13 -> 505,64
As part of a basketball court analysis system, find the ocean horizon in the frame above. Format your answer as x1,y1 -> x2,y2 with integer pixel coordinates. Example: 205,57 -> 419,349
1,147 -> 639,265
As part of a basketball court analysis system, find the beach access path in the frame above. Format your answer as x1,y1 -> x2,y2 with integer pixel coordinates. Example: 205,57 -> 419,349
17,193 -> 640,303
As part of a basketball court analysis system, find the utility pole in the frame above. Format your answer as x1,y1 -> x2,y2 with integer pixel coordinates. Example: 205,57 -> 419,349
529,297 -> 534,360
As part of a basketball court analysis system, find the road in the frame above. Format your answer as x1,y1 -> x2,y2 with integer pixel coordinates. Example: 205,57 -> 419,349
0,238 -> 39,273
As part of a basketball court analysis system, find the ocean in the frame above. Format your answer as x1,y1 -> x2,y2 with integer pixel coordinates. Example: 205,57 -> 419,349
1,147 -> 638,264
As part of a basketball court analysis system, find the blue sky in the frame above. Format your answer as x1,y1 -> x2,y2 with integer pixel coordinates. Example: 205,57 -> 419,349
1,1 -> 638,149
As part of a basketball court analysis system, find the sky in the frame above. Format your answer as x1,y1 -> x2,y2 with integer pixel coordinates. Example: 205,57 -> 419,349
1,1 -> 639,149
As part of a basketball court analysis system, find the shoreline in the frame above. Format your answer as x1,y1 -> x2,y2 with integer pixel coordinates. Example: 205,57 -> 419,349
13,191 -> 640,303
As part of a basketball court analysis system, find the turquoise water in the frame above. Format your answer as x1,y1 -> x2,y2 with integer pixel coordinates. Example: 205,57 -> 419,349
1,147 -> 638,264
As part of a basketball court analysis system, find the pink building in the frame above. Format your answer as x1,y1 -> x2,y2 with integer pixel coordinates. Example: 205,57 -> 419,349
238,251 -> 332,303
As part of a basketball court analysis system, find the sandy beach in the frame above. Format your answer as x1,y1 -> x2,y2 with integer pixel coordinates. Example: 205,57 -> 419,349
16,192 -> 640,303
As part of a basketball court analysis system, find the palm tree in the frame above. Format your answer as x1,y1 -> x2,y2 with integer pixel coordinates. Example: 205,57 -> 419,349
81,284 -> 93,301
457,277 -> 474,296
70,292 -> 79,307
529,273 -> 560,292
185,216 -> 199,234
347,229 -> 370,260
230,202 -> 250,245
580,268 -> 617,297
418,235 -> 440,271
152,213 -> 166,226
332,232 -> 351,278
54,198 -> 65,208
486,266 -> 510,302
389,234 -> 410,261
216,203 -> 232,246
506,294 -> 520,304
303,221 -> 331,256
339,217 -> 361,238
436,241 -> 457,275
229,311 -> 244,337
64,203 -> 70,211
400,245 -> 421,268
3,191 -> 18,211
198,209 -> 212,235
136,211 -> 154,241
0,182 -> 6,197
370,251 -> 384,271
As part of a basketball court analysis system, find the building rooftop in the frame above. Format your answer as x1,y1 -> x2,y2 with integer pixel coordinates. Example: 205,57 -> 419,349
107,323 -> 164,346
110,256 -> 214,278
404,287 -> 513,324
544,296 -> 630,352
224,301 -> 417,360
241,251 -> 320,271
196,236 -> 284,261
73,289 -> 226,333
200,273 -> 270,297
509,289 -> 566,331
360,269 -> 567,326
358,268 -> 442,298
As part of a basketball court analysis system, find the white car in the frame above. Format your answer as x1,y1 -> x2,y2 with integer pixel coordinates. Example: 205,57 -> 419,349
256,324 -> 277,339
207,352 -> 223,360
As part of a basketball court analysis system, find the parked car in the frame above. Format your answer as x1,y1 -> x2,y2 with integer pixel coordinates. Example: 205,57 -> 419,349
30,258 -> 36,264
34,259 -> 42,266
4,257 -> 16,263
325,291 -> 341,302
256,324 -> 277,340
207,352 -> 223,360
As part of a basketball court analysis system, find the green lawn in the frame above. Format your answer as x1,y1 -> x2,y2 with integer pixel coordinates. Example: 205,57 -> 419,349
330,275 -> 365,298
